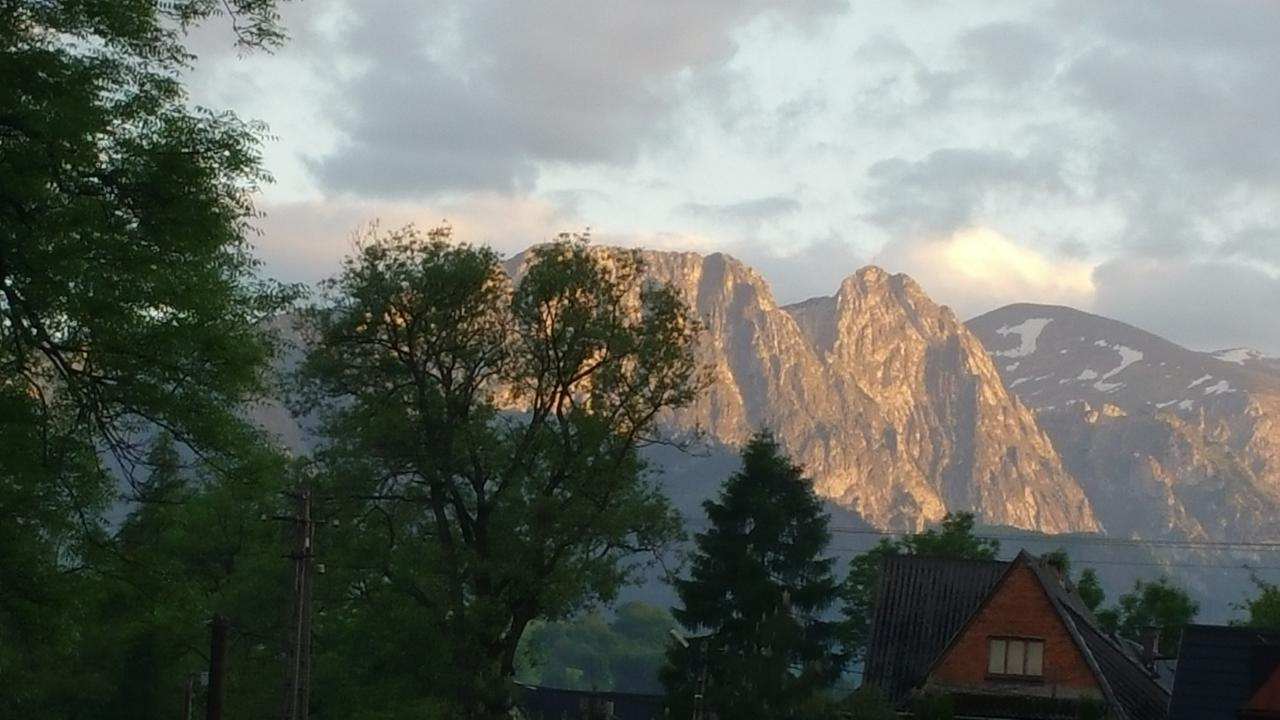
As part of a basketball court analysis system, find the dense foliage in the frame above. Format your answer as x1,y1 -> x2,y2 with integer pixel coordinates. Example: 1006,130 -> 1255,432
296,227 -> 703,718
518,601 -> 677,694
0,1 -> 293,715
1096,577 -> 1199,655
664,432 -> 844,719
1242,577 -> 1280,630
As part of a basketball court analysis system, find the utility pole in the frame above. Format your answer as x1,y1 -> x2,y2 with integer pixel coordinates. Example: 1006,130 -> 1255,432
182,673 -> 195,720
282,484 -> 315,720
207,614 -> 227,720
692,637 -> 709,720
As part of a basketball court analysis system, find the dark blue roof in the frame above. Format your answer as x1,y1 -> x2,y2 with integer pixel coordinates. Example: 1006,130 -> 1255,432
1168,624 -> 1280,720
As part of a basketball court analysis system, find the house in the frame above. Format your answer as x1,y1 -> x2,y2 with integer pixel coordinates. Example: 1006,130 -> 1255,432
863,551 -> 1168,719
1167,624 -> 1280,720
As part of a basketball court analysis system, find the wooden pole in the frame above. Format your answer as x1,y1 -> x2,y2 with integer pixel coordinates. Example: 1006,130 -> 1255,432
283,485 -> 314,720
207,615 -> 227,720
182,674 -> 194,720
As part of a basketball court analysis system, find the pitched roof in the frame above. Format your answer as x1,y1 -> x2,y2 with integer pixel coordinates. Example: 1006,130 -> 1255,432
1023,556 -> 1170,720
1169,624 -> 1280,720
864,551 -> 1170,720
863,555 -> 1009,702
1061,604 -> 1169,720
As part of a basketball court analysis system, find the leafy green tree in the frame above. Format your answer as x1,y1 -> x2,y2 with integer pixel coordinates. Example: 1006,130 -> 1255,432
1096,578 -> 1198,655
841,512 -> 999,663
1077,568 -> 1106,612
518,601 -> 678,694
1,2 -> 293,715
77,434 -> 294,720
663,432 -> 844,719
1240,576 -> 1280,630
296,228 -> 703,719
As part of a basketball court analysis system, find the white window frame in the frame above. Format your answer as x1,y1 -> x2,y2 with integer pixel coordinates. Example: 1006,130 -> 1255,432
987,636 -> 1045,678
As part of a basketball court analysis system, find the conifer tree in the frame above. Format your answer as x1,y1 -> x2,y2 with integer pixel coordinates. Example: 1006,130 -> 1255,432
664,431 -> 843,719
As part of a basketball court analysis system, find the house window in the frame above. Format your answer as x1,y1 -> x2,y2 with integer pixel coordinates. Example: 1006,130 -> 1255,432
988,637 -> 1044,677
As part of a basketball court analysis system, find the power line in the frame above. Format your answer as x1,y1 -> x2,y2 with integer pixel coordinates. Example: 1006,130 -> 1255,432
819,550 -> 1280,572
677,514 -> 1280,552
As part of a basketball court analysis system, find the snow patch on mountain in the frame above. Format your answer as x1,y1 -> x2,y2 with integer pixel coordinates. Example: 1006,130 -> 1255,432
1202,380 -> 1233,395
1213,348 -> 1267,364
995,318 -> 1052,358
1092,344 -> 1143,392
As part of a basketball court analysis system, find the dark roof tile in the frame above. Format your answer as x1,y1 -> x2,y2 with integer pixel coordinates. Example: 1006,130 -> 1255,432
1169,624 -> 1280,720
863,555 -> 1008,702
865,552 -> 1170,720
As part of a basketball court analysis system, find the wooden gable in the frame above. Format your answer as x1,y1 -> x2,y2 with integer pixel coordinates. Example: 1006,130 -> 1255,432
926,559 -> 1101,697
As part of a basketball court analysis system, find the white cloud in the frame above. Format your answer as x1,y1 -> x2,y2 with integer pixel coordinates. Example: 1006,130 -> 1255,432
252,195 -> 577,283
875,227 -> 1096,318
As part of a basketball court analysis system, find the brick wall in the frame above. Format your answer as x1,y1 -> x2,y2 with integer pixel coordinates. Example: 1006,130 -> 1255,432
928,563 -> 1099,695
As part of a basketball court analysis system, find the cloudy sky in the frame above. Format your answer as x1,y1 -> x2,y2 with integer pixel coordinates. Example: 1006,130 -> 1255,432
190,0 -> 1280,353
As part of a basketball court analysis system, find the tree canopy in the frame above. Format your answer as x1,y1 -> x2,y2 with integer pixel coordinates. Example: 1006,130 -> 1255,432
518,601 -> 677,694
1,1 -> 294,714
1096,577 -> 1199,655
1242,577 -> 1280,630
296,227 -> 703,719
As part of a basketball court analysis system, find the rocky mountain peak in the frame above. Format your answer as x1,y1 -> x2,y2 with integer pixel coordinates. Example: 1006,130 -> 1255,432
601,247 -> 1101,533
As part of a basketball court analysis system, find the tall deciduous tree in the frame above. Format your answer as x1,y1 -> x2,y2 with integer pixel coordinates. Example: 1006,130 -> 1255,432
1,2 -> 293,714
663,431 -> 844,719
296,228 -> 703,719
1096,578 -> 1199,655
841,512 -> 999,663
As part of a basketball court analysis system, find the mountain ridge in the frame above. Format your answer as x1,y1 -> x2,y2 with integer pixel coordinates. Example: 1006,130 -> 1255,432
969,302 -> 1280,541
558,248 -> 1100,533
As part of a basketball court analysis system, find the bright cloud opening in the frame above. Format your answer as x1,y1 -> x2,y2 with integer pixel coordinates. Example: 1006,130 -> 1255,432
875,226 -> 1097,319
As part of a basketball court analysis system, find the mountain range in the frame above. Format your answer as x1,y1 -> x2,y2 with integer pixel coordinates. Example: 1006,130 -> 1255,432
255,245 -> 1280,618
601,248 -> 1280,544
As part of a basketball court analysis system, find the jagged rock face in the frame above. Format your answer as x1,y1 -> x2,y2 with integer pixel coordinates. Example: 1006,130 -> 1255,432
628,252 -> 1098,533
969,303 -> 1280,539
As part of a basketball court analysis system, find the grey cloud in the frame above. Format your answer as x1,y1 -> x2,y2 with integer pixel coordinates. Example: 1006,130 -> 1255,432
885,3 -> 1280,263
853,34 -> 918,65
1048,3 -> 1280,256
1054,1 -> 1280,53
1063,47 -> 1280,189
1221,226 -> 1280,266
679,196 -> 802,223
863,147 -> 1069,236
955,22 -> 1058,89
731,233 -> 865,304
1056,238 -> 1090,259
309,0 -> 848,198
1092,257 -> 1280,354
